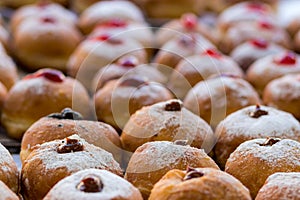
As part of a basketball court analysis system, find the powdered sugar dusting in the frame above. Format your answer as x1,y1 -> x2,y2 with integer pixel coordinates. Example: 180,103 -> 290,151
0,143 -> 17,174
25,135 -> 121,173
44,169 -> 142,200
228,138 -> 300,168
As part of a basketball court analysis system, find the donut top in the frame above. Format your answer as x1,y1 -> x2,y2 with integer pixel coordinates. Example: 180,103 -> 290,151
229,138 -> 300,167
47,108 -> 83,120
23,68 -> 65,83
96,18 -> 128,29
117,56 -> 139,68
216,105 -> 300,139
258,172 -> 300,198
44,169 -> 142,199
250,39 -> 269,49
180,13 -> 198,30
126,141 -> 214,173
89,34 -> 123,45
202,48 -> 223,59
274,51 -> 297,65
26,135 -> 122,174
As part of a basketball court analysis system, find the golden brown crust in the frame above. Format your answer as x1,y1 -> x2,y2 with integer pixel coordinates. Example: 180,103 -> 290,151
95,79 -> 173,131
0,143 -> 19,194
149,168 -> 251,200
21,135 -> 123,200
121,99 -> 215,153
125,141 -> 219,199
0,51 -> 19,90
20,116 -> 122,164
1,73 -> 91,140
225,138 -> 300,199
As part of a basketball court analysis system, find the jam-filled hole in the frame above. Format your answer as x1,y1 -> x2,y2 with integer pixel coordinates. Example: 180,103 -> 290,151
77,175 -> 103,193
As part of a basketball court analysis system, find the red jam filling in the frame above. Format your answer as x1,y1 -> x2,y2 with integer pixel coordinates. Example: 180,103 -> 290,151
250,39 -> 268,49
102,19 -> 127,28
203,49 -> 222,59
90,34 -> 122,45
274,52 -> 297,65
259,21 -> 274,30
181,13 -> 198,30
23,69 -> 65,82
118,56 -> 139,68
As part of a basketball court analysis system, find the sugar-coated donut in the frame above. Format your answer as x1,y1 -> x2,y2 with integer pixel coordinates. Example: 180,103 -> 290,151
230,39 -> 285,71
125,141 -> 219,199
149,167 -> 251,200
78,0 -> 145,34
0,143 -> 19,194
95,77 -> 173,131
67,34 -> 147,90
121,99 -> 215,153
13,15 -> 82,71
20,108 -> 122,164
225,138 -> 300,198
1,68 -> 91,140
168,48 -> 244,99
214,105 -> 300,168
247,51 -> 300,94
263,74 -> 300,120
183,74 -> 261,128
44,169 -> 143,200
21,134 -> 123,200
256,172 -> 300,200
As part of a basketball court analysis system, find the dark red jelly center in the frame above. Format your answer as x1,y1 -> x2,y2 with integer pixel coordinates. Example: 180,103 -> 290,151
259,21 -> 274,30
102,19 -> 127,28
91,34 -> 122,45
23,69 -> 65,82
275,52 -> 297,65
77,175 -> 103,193
41,16 -> 56,24
181,13 -> 198,30
203,49 -> 222,59
250,39 -> 268,49
118,56 -> 138,68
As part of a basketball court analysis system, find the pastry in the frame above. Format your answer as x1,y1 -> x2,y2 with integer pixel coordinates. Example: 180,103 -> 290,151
225,138 -> 300,198
263,74 -> 300,120
21,134 -> 123,200
1,68 -> 91,140
125,141 -> 219,199
44,169 -> 143,200
0,181 -> 19,200
121,99 -> 214,153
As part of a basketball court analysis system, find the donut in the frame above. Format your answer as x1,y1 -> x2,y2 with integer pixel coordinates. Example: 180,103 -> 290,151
230,39 -> 285,71
217,1 -> 276,32
92,56 -> 167,91
66,33 -> 147,91
10,2 -> 77,34
44,169 -> 143,200
0,48 -> 19,90
20,108 -> 122,164
78,0 -> 145,34
130,0 -> 205,19
21,134 -> 123,200
183,74 -> 261,128
256,172 -> 300,200
0,143 -> 19,194
218,20 -> 291,54
1,68 -> 91,140
154,33 -> 215,79
149,167 -> 251,200
225,138 -> 300,198
89,19 -> 154,56
168,48 -> 244,99
247,51 -> 300,94
125,141 -> 219,199
214,105 -> 300,168
0,181 -> 19,200
120,99 -> 214,153
12,15 -> 82,72
263,74 -> 300,120
94,76 -> 173,131
155,13 -> 218,48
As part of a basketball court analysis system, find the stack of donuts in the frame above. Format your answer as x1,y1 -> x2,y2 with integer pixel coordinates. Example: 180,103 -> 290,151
0,0 -> 299,199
